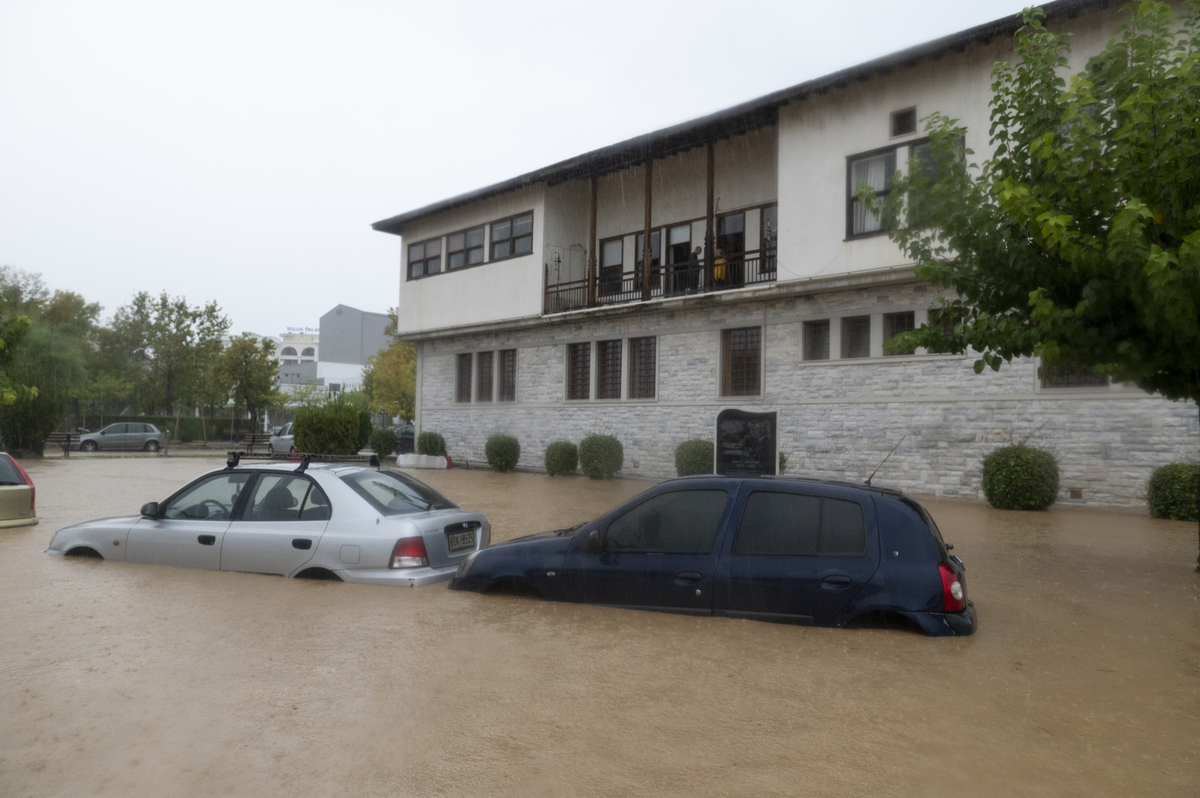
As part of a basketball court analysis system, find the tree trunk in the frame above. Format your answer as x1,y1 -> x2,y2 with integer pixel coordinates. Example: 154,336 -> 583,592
1195,404 -> 1199,573
173,408 -> 181,444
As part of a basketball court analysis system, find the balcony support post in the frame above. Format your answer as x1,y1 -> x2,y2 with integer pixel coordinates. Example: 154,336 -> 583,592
587,174 -> 598,308
642,158 -> 652,301
705,140 -> 715,293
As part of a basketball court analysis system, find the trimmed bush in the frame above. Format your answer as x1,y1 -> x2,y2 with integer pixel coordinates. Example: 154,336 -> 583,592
981,445 -> 1060,511
369,427 -> 397,457
485,434 -> 521,472
675,439 -> 714,476
544,441 -> 578,476
293,404 -> 366,456
417,431 -> 447,457
579,434 -> 623,479
1147,463 -> 1199,521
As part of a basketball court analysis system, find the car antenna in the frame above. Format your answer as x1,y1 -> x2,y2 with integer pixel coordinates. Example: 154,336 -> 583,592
294,454 -> 311,474
864,435 -> 906,487
369,454 -> 380,468
225,452 -> 241,469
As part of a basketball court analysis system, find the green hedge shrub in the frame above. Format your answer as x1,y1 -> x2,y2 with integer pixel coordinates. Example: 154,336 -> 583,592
579,434 -> 623,479
417,431 -> 447,456
981,445 -> 1060,511
1147,463 -> 1199,521
675,440 -> 714,476
293,404 -> 369,455
544,441 -> 578,476
485,434 -> 521,472
369,428 -> 397,457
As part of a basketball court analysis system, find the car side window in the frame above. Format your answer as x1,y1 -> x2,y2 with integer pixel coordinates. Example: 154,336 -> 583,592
732,491 -> 867,557
245,474 -> 331,522
162,473 -> 251,521
605,490 -> 729,554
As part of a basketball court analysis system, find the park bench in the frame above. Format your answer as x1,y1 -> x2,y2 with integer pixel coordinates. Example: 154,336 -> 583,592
222,430 -> 274,451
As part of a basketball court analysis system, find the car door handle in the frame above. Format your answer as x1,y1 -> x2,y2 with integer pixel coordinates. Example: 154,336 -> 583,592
197,535 -> 216,546
292,538 -> 312,550
821,574 -> 852,589
675,571 -> 702,585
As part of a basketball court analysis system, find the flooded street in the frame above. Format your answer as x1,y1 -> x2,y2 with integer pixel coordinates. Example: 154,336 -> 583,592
2,457 -> 1197,797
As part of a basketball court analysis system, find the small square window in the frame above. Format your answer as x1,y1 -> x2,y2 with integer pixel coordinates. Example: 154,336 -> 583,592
883,311 -> 915,356
891,108 -> 917,137
841,316 -> 871,359
491,212 -> 534,261
803,320 -> 830,361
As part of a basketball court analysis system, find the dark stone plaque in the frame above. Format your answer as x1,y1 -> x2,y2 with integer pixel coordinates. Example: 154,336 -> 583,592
715,409 -> 777,477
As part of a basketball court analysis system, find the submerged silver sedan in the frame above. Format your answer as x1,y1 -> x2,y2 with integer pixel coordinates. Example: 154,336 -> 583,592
46,460 -> 489,586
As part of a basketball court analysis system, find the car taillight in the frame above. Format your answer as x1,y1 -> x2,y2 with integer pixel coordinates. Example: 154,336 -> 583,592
10,456 -> 34,512
939,562 -> 966,612
389,537 -> 429,569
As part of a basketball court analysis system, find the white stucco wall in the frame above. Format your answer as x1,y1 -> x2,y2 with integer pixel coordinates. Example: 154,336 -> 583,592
395,185 -> 545,335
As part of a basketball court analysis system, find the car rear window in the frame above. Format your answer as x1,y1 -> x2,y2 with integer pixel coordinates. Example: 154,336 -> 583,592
733,491 -> 867,557
0,456 -> 24,485
340,469 -> 458,516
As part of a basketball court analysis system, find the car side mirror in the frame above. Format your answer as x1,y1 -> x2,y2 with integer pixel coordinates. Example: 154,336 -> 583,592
140,502 -> 159,519
586,528 -> 604,554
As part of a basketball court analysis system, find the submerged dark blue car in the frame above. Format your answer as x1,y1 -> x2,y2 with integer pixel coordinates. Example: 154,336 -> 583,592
449,476 -> 976,636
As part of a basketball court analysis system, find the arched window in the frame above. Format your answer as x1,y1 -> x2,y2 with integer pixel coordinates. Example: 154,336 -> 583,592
281,347 -> 297,356
301,347 -> 315,357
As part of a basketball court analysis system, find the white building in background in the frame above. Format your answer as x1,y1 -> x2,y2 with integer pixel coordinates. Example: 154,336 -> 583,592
370,0 -> 1197,506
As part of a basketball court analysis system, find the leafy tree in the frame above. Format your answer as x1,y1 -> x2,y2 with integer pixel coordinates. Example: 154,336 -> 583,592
110,292 -> 229,414
0,314 -> 35,406
864,1 -> 1200,565
362,306 -> 416,421
214,335 -> 281,433
0,323 -> 86,454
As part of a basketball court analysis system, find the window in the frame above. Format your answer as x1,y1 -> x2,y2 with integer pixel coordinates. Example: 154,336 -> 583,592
245,474 -> 331,522
600,237 -> 623,295
476,351 -> 494,402
847,150 -> 896,237
907,137 -> 965,228
281,347 -> 297,356
803,320 -> 830,361
1040,363 -> 1109,389
407,238 -> 442,279
761,204 -> 778,272
891,107 -> 917,137
301,347 -> 315,357
666,224 -> 691,265
448,226 -> 485,270
634,230 -> 662,287
340,469 -> 458,516
605,490 -> 729,554
718,212 -> 745,255
883,311 -> 915,356
163,473 -> 250,521
733,492 -> 866,557
567,343 -> 590,400
596,340 -> 622,399
455,353 -> 472,403
721,327 -> 762,397
628,337 -> 656,399
490,212 -> 533,260
841,316 -> 871,359
498,349 -> 517,402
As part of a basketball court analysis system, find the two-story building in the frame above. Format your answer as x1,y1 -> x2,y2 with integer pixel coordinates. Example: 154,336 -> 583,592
372,0 -> 1197,506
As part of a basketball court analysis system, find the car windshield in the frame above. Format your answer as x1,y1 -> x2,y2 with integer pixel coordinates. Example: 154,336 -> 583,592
339,468 -> 457,516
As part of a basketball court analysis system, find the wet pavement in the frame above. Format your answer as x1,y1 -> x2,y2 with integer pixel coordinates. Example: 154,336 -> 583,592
1,457 -> 1197,797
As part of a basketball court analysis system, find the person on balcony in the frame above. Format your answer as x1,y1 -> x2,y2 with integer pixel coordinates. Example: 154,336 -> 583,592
713,248 -> 728,287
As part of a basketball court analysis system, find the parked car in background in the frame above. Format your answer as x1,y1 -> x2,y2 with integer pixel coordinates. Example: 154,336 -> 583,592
0,452 -> 37,528
397,424 -> 415,454
48,461 -> 489,586
450,475 -> 975,637
268,423 -> 295,456
77,423 -> 166,452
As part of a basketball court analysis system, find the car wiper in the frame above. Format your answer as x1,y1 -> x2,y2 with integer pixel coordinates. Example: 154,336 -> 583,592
553,522 -> 587,536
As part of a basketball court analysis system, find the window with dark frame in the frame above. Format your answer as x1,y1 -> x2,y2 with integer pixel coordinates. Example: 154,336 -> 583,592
596,340 -> 622,400
455,353 -> 472,403
407,238 -> 442,279
907,137 -> 966,228
761,204 -> 778,272
600,237 -> 623,296
847,150 -> 896,237
1040,363 -> 1110,389
447,226 -> 485,270
498,349 -> 517,402
475,351 -> 494,402
490,212 -> 534,260
634,231 -> 661,288
628,336 -> 656,399
721,327 -> 762,397
732,492 -> 867,557
883,311 -> 915,356
841,316 -> 871,359
803,320 -> 830,361
891,108 -> 917,137
567,343 -> 590,401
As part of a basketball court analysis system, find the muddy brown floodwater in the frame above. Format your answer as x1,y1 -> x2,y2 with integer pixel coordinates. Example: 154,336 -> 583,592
1,457 -> 1197,797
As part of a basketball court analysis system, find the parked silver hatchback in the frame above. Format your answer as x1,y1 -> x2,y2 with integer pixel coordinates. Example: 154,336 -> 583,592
78,423 -> 166,452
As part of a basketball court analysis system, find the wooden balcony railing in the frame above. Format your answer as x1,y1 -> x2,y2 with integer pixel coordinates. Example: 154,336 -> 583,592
544,249 -> 776,314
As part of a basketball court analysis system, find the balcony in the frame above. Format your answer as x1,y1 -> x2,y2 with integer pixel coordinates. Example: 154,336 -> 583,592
544,248 -> 776,314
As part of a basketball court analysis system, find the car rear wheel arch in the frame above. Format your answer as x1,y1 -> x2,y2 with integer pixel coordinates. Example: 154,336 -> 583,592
293,567 -> 343,581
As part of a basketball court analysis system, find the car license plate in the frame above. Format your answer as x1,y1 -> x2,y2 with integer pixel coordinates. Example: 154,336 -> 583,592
447,529 -> 475,552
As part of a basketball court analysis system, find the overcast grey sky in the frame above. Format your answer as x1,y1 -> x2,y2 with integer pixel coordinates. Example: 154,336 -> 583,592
1,0 -> 1036,337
